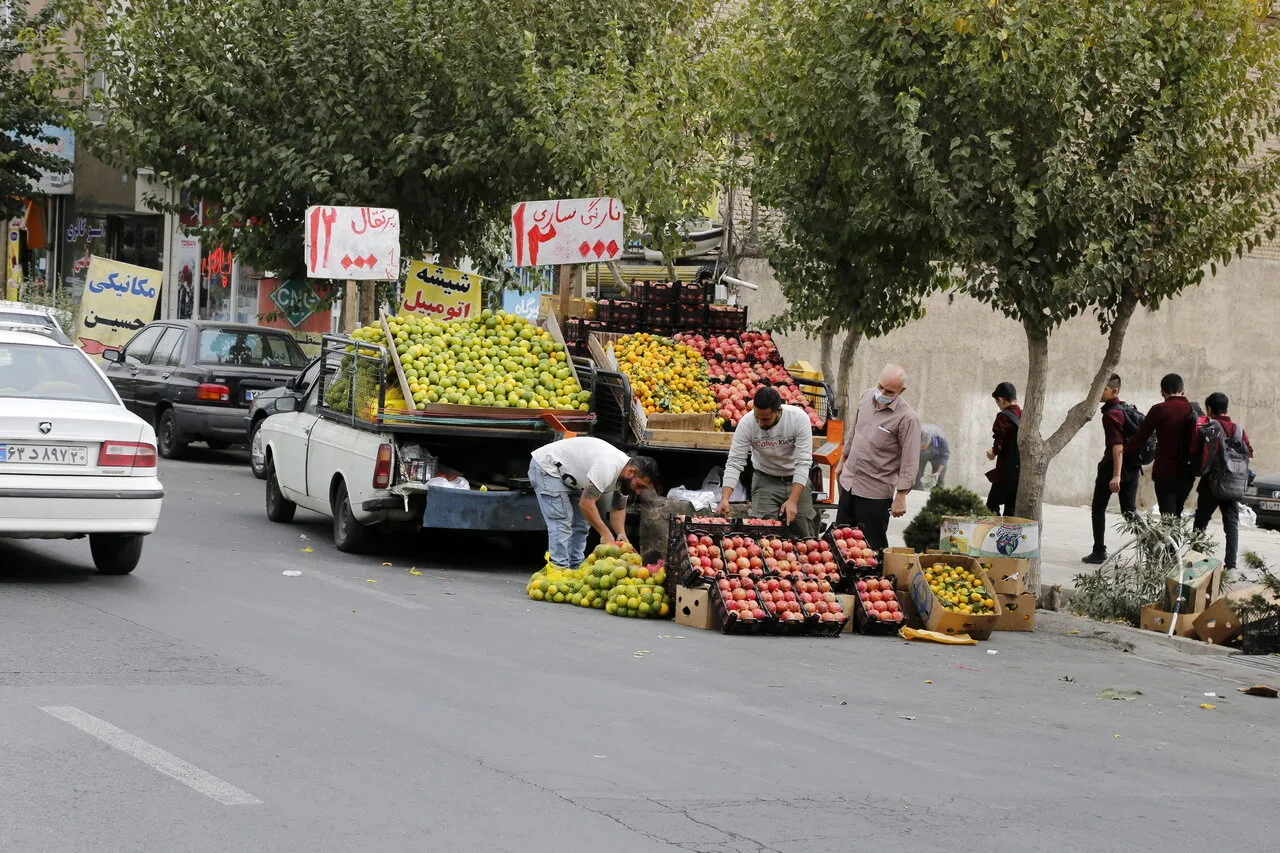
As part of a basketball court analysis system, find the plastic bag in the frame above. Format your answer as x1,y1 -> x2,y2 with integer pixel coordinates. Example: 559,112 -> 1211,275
427,475 -> 470,490
898,627 -> 978,645
700,466 -> 746,502
1239,504 -> 1258,529
668,487 -> 718,510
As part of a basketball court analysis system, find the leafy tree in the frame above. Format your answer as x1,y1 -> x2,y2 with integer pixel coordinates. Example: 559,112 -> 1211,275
0,1 -> 70,220
725,1 -> 951,416
760,0 -> 1280,588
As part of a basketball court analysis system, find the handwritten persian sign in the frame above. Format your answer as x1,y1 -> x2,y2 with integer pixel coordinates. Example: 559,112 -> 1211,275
75,256 -> 162,360
400,261 -> 486,322
510,197 -> 624,267
304,205 -> 401,280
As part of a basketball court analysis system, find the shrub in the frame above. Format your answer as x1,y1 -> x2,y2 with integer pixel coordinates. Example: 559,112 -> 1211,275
901,486 -> 989,552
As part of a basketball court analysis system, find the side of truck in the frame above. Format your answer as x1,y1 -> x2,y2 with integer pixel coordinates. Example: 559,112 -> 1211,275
258,333 -> 628,551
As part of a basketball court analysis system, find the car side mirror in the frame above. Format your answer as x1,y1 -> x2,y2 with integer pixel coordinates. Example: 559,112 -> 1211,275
102,348 -> 123,364
276,395 -> 299,413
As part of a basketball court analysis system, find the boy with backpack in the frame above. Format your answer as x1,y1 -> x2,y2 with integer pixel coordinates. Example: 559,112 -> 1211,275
1082,374 -> 1143,564
1123,373 -> 1201,517
985,382 -> 1022,515
1191,392 -> 1253,571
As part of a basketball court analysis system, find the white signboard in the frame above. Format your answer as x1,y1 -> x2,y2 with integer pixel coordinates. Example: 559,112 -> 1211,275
511,197 -> 624,267
304,205 -> 401,280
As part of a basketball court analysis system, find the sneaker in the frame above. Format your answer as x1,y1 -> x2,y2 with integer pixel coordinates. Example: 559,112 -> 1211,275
1081,551 -> 1108,564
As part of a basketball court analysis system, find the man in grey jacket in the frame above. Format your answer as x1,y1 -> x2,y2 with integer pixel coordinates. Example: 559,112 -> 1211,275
716,387 -> 815,537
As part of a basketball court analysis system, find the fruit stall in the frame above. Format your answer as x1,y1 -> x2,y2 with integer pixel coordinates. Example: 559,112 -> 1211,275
311,308 -> 632,533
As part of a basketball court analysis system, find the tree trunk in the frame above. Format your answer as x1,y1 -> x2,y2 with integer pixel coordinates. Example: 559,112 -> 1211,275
818,323 -> 835,387
606,260 -> 627,292
358,282 -> 377,327
1014,292 -> 1140,594
833,328 -> 862,420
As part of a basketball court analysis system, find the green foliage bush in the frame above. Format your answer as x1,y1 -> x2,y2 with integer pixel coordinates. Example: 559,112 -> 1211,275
901,486 -> 989,553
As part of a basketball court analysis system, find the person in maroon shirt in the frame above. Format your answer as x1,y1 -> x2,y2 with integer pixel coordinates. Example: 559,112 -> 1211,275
1190,392 -> 1253,570
1123,373 -> 1200,517
1083,373 -> 1141,563
984,381 -> 1022,515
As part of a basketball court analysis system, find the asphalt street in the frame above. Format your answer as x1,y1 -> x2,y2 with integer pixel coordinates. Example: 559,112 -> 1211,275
2,451 -> 1279,852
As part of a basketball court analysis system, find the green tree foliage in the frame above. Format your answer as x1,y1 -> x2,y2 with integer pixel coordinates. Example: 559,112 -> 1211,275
901,486 -> 989,553
0,2 -> 70,220
725,1 -> 952,415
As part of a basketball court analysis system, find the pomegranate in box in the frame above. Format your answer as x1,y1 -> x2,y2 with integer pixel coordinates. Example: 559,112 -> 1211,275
756,576 -> 807,624
855,576 -> 905,623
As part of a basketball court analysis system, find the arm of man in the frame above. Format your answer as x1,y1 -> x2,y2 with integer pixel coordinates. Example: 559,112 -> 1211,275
936,435 -> 950,472
1110,445 -> 1124,492
609,500 -> 628,542
580,484 -> 615,543
718,423 -> 753,515
893,414 -> 922,516
780,411 -> 814,522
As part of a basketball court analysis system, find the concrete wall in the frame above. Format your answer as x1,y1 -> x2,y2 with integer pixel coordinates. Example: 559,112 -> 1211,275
738,256 -> 1280,506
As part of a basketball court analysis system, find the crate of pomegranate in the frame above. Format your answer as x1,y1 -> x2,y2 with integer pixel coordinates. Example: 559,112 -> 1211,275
709,572 -> 773,634
851,575 -> 906,635
824,524 -> 880,580
791,574 -> 850,636
754,532 -> 843,590
754,575 -> 813,635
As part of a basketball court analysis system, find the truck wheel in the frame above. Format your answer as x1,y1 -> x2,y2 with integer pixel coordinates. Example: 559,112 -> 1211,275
266,462 -> 296,523
332,480 -> 368,553
90,533 -> 144,575
249,419 -> 268,479
157,408 -> 188,460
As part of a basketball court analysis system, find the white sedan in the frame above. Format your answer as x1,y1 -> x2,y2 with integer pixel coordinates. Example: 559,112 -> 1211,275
0,325 -> 164,573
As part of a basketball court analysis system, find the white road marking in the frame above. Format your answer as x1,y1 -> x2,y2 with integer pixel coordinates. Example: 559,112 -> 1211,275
40,706 -> 262,806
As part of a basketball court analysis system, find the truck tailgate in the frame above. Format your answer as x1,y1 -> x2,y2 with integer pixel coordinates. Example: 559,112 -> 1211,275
422,488 -> 545,532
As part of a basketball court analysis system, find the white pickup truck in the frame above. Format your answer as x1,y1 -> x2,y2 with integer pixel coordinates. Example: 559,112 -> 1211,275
258,334 -> 612,552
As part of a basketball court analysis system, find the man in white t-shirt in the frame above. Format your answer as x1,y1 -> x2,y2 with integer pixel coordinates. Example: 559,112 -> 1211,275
528,436 -> 660,569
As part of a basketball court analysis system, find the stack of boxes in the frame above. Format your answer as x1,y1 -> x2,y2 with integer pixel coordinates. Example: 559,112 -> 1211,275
935,515 -> 1041,632
1140,555 -> 1232,642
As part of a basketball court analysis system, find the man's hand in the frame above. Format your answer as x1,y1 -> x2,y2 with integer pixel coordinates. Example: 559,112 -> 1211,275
1109,476 -> 1121,494
986,449 -> 997,461
599,529 -> 616,545
891,492 -> 908,517
716,496 -> 731,516
613,529 -> 629,545
780,497 -> 799,524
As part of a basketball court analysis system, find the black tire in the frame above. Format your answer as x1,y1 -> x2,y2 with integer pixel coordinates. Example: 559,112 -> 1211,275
266,462 -> 296,523
332,480 -> 369,553
205,440 -> 231,451
156,408 -> 188,460
90,533 -> 144,575
249,419 -> 268,480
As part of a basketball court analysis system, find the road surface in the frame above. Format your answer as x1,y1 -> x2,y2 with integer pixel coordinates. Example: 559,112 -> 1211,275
3,451 -> 1277,852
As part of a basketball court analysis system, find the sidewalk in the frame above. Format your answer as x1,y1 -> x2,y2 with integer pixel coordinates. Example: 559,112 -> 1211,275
883,490 -> 1280,592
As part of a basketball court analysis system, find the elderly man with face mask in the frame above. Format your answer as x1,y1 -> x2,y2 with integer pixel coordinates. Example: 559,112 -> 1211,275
716,387 -> 816,536
835,364 -> 921,555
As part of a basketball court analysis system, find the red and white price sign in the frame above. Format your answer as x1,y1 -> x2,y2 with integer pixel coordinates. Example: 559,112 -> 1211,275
304,205 -> 401,280
511,197 -> 624,267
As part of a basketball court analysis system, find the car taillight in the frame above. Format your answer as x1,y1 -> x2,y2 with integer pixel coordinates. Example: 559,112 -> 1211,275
196,383 -> 230,402
98,441 -> 158,468
373,443 -> 393,489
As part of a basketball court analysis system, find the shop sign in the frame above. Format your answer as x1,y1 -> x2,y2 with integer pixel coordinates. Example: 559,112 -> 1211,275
270,278 -> 324,328
26,125 -> 75,195
400,261 -> 486,322
510,197 -> 624,267
304,205 -> 401,280
74,256 -> 162,360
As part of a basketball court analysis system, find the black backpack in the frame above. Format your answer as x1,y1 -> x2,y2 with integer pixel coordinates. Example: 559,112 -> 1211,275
1120,403 -> 1157,466
1179,402 -> 1204,475
1198,419 -> 1250,501
998,408 -> 1021,471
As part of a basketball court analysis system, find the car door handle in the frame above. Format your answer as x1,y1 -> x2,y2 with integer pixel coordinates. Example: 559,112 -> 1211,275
161,372 -> 171,379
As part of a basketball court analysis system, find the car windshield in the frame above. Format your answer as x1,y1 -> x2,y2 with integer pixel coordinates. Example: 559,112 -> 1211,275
197,329 -> 308,369
0,342 -> 119,404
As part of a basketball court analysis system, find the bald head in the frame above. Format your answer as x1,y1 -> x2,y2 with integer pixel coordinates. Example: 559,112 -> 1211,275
873,364 -> 907,409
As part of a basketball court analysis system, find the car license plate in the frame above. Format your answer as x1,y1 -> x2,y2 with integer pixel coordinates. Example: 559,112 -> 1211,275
1261,501 -> 1280,512
0,444 -> 89,465
244,389 -> 259,402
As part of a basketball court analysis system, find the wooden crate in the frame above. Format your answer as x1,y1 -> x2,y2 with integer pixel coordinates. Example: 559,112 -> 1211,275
539,294 -> 596,319
646,413 -> 716,431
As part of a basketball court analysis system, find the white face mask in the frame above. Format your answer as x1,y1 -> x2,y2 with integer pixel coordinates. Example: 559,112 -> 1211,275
873,390 -> 894,406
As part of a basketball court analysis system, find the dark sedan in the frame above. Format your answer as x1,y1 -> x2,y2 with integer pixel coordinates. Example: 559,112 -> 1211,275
102,320 -> 309,458
1243,472 -> 1280,531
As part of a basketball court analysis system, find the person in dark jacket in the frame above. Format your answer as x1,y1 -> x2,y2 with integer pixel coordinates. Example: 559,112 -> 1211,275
1123,373 -> 1200,517
1082,374 -> 1141,564
985,382 -> 1021,515
1190,392 -> 1253,570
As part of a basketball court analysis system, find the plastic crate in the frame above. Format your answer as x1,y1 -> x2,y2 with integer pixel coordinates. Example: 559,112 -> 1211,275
707,304 -> 748,333
708,575 -> 772,634
642,303 -> 677,327
1241,615 -> 1280,655
851,575 -> 906,635
755,576 -> 814,635
636,280 -> 677,304
597,299 -> 641,326
788,574 -> 849,636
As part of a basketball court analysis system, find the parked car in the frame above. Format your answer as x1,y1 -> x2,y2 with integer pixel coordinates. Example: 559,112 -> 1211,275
0,326 -> 163,574
1243,472 -> 1280,531
0,300 -> 72,345
101,320 -> 309,459
246,356 -> 322,479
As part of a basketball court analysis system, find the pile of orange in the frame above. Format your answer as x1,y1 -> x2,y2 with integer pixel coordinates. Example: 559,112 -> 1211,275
613,333 -> 718,416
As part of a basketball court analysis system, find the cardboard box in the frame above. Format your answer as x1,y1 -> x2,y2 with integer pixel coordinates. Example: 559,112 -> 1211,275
906,555 -> 1002,640
939,516 -> 1040,559
882,548 -> 918,585
1165,559 -> 1224,615
837,593 -> 856,633
897,588 -> 924,629
1193,597 -> 1241,645
994,593 -> 1037,631
1139,603 -> 1199,638
977,557 -> 1030,596
675,585 -> 720,631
